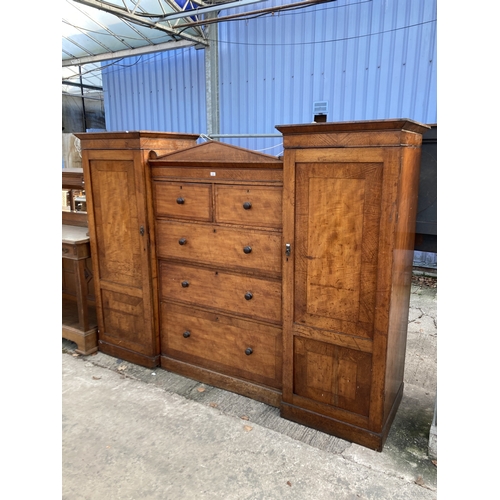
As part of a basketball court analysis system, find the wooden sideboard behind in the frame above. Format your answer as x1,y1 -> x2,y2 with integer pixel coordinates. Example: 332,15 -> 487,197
62,224 -> 98,354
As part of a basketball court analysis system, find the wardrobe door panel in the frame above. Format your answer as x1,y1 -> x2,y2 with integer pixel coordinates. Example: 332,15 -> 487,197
294,162 -> 383,339
293,337 -> 372,417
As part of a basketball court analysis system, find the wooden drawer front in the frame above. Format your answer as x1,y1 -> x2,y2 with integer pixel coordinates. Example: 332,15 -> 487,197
156,220 -> 282,274
62,242 -> 90,260
215,185 -> 282,228
160,262 -> 282,324
153,181 -> 212,221
161,302 -> 282,388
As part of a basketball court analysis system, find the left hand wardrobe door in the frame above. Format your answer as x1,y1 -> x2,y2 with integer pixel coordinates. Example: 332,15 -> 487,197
76,131 -> 199,368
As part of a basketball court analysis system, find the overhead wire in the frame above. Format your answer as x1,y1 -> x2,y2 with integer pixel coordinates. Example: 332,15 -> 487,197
214,18 -> 437,46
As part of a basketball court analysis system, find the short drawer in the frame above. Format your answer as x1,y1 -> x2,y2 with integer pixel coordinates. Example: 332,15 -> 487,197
161,302 -> 282,388
62,242 -> 90,260
153,181 -> 212,221
156,220 -> 282,275
160,262 -> 282,324
215,185 -> 282,228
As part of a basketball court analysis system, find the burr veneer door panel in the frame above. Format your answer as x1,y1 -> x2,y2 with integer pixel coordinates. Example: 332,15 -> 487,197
90,160 -> 143,286
293,336 -> 372,417
294,162 -> 383,339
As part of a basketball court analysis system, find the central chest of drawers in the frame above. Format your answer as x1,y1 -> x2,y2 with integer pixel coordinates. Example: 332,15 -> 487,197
149,141 -> 284,407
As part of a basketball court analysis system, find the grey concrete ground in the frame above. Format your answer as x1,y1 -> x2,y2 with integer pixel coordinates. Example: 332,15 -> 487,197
62,279 -> 437,500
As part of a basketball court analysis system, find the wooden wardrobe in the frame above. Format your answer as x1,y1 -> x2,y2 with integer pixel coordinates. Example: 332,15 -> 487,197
276,119 -> 430,450
76,131 -> 199,368
77,120 -> 429,450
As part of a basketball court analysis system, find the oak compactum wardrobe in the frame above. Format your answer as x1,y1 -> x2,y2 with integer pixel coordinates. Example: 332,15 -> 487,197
77,119 -> 429,450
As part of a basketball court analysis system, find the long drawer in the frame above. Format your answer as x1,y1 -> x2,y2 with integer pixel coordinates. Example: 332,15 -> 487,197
156,220 -> 282,275
160,261 -> 282,324
161,302 -> 282,389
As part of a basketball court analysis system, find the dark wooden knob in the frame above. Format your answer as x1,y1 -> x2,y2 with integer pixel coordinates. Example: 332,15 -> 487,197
183,331 -> 191,338
179,238 -> 187,245
244,292 -> 253,300
243,201 -> 252,210
243,246 -> 252,254
245,348 -> 253,355
181,281 -> 189,288
177,197 -> 185,204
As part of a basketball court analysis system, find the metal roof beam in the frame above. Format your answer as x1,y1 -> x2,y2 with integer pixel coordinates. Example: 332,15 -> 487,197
63,38 -> 196,66
175,0 -> 336,28
71,0 -> 208,46
159,0 -> 269,21
62,80 -> 103,91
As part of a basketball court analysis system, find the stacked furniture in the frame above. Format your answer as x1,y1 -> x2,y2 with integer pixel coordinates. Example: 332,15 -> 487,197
77,120 -> 429,450
62,168 -> 97,355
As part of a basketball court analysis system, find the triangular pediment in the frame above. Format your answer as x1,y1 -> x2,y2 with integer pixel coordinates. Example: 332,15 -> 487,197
149,140 -> 282,167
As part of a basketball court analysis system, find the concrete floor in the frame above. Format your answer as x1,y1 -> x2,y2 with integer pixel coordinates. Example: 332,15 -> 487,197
62,282 -> 437,499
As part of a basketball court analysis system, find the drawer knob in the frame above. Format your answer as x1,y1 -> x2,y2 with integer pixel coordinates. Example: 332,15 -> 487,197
245,348 -> 253,356
243,246 -> 252,254
183,331 -> 191,338
244,292 -> 253,300
62,247 -> 69,254
177,197 -> 185,204
181,280 -> 189,288
243,201 -> 252,210
179,238 -> 187,245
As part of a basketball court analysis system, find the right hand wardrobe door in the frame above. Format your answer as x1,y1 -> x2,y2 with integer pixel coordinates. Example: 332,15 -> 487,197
277,119 -> 429,451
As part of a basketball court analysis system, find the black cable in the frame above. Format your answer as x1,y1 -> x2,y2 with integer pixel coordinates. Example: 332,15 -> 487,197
214,19 -> 437,46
